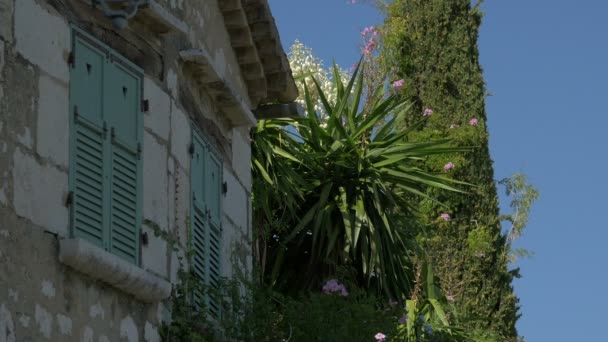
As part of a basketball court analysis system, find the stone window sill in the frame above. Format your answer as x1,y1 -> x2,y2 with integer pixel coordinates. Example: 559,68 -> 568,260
59,238 -> 171,303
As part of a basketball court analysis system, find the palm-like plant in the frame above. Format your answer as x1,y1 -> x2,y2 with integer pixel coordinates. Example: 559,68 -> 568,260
253,64 -> 468,298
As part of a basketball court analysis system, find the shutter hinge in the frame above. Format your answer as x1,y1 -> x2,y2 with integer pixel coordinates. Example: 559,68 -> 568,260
188,143 -> 195,156
222,181 -> 227,195
137,143 -> 142,160
65,191 -> 74,207
73,106 -> 79,120
68,52 -> 75,68
141,99 -> 150,112
141,231 -> 149,246
102,122 -> 108,140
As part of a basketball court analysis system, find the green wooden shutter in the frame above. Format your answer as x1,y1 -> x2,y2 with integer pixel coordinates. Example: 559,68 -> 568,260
70,28 -> 143,264
190,129 -> 223,317
70,34 -> 107,248
105,60 -> 142,264
206,149 -> 222,316
205,149 -> 222,291
191,133 -> 207,296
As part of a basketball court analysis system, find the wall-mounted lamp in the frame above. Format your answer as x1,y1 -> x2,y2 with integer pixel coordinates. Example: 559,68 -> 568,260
93,0 -> 147,29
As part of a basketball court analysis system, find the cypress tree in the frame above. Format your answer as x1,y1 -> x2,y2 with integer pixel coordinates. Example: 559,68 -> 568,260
382,1 -> 520,340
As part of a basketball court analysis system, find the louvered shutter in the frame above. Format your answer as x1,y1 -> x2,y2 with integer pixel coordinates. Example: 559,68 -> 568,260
104,60 -> 142,265
69,35 -> 107,248
70,28 -> 143,264
190,132 -> 207,308
205,148 -> 222,315
190,129 -> 223,317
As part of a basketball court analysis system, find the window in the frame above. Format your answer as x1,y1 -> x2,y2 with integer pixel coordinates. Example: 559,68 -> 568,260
68,27 -> 143,265
190,128 -> 223,316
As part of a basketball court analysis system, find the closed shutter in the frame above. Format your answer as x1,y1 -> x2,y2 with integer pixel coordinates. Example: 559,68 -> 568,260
190,133 -> 207,308
190,129 -> 223,317
70,35 -> 107,248
205,149 -> 222,315
105,61 -> 142,264
69,28 -> 143,264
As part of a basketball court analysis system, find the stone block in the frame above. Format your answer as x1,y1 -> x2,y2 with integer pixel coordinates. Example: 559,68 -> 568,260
170,102 -> 191,170
166,68 -> 178,99
222,168 -> 248,232
37,74 -> 69,168
141,224 -> 168,279
169,249 -> 187,284
144,321 -> 161,342
231,127 -> 252,191
15,0 -> 70,82
0,39 -> 4,74
13,148 -> 69,236
0,0 -> 13,41
0,303 -> 16,342
220,218 -> 235,279
143,132 -> 169,230
173,163 -> 190,247
143,77 -> 170,141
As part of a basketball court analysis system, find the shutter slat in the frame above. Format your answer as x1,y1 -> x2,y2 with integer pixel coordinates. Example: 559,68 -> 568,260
75,179 -> 103,200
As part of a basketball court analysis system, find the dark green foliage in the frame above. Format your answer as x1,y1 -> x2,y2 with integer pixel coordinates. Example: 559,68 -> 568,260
160,269 -> 471,342
383,0 -> 520,339
252,64 -> 469,299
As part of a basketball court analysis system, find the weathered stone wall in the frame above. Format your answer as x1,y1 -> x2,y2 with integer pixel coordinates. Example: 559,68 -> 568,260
155,0 -> 250,106
0,0 -> 255,340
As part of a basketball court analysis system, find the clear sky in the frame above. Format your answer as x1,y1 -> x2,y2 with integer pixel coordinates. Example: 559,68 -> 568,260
269,0 -> 608,340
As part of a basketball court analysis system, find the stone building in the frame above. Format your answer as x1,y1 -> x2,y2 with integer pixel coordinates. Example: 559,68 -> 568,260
0,0 -> 297,340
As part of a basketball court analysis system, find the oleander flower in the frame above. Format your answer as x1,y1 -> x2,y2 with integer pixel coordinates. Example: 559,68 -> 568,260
375,332 -> 387,342
447,295 -> 455,302
392,79 -> 405,90
440,213 -> 451,221
469,118 -> 478,126
322,279 -> 349,296
443,162 -> 455,171
423,108 -> 433,116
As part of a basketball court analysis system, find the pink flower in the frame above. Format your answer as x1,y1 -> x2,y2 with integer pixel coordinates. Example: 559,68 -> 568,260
398,313 -> 408,324
447,295 -> 455,302
423,108 -> 433,116
375,332 -> 387,342
392,79 -> 405,90
363,39 -> 377,55
361,26 -> 376,37
469,118 -> 478,126
361,27 -> 379,55
322,279 -> 349,296
440,213 -> 451,221
443,162 -> 455,171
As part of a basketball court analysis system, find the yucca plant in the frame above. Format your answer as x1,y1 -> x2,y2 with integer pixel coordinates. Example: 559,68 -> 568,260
253,63 -> 469,299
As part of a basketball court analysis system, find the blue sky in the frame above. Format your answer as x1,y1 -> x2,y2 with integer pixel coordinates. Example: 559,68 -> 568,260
269,0 -> 608,340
